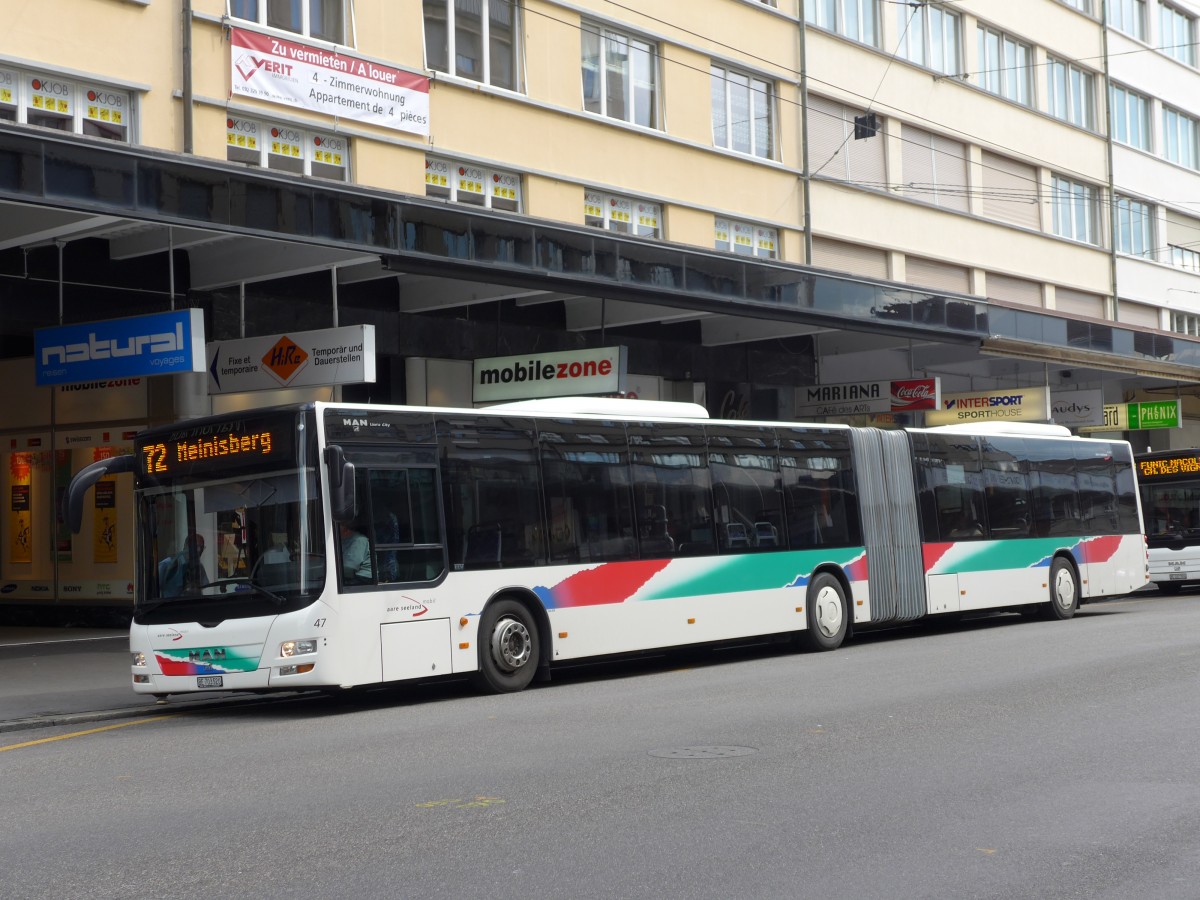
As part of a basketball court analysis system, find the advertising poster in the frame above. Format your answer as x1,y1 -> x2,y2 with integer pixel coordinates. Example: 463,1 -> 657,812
230,28 -> 430,136
10,453 -> 32,564
54,449 -> 73,561
93,479 -> 118,564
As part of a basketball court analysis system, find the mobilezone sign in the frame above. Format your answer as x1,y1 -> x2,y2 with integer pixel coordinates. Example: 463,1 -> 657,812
473,347 -> 628,403
35,310 -> 205,386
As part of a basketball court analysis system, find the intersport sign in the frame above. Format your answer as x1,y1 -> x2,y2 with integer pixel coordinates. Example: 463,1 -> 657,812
925,386 -> 1051,426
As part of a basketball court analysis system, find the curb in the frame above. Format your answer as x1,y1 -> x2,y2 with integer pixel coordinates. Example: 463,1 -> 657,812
0,693 -> 287,735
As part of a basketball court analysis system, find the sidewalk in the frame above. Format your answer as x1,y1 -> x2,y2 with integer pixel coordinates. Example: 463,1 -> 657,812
0,626 -> 251,733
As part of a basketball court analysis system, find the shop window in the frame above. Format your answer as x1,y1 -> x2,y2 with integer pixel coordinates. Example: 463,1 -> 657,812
0,67 -> 131,141
585,190 -> 661,238
226,116 -> 349,181
715,218 -> 778,259
425,156 -> 521,212
231,0 -> 347,44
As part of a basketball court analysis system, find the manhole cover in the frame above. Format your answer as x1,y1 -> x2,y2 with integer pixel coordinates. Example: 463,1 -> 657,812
649,745 -> 758,759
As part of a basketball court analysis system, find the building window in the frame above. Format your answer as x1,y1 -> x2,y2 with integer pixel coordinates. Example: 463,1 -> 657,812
1108,0 -> 1146,39
1059,0 -> 1092,12
1171,245 -> 1200,272
585,191 -> 661,237
1047,58 -> 1095,129
1163,106 -> 1200,168
897,2 -> 961,74
0,67 -> 132,141
711,66 -> 775,159
424,0 -> 519,91
1160,4 -> 1196,66
715,218 -> 778,258
425,157 -> 521,211
804,0 -> 880,47
1115,197 -> 1153,257
1050,175 -> 1099,244
582,23 -> 658,129
227,116 -> 349,181
1110,83 -> 1151,150
1172,311 -> 1200,334
976,26 -> 1032,106
231,0 -> 347,44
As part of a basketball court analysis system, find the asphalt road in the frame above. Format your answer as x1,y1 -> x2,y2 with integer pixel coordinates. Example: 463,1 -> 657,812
2,593 -> 1199,899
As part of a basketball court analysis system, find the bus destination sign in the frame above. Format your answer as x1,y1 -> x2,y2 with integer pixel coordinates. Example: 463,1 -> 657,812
137,413 -> 297,478
1137,454 -> 1200,480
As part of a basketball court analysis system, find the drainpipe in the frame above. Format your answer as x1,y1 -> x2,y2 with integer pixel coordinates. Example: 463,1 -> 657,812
1101,2 -> 1118,321
799,12 -> 813,265
182,0 -> 194,154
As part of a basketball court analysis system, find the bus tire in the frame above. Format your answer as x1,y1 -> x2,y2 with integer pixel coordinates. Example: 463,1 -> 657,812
473,598 -> 540,694
798,572 -> 848,652
1046,557 -> 1078,620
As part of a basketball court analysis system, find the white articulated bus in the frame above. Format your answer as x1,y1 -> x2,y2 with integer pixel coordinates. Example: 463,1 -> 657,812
66,399 -> 1147,697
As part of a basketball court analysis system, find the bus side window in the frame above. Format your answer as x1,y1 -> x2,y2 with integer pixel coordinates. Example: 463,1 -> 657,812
439,415 -> 544,570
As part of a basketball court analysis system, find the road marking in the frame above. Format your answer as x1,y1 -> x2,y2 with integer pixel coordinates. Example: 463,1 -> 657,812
0,715 -> 177,752
417,796 -> 505,810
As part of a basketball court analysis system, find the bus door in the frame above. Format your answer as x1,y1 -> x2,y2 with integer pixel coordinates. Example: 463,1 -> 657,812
849,429 -> 925,623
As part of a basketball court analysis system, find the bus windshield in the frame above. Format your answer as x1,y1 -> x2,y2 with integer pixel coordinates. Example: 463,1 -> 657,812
135,408 -> 325,621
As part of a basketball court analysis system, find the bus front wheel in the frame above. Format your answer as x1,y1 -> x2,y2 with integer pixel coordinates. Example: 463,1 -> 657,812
473,599 -> 540,694
798,573 -> 848,652
1046,558 -> 1078,620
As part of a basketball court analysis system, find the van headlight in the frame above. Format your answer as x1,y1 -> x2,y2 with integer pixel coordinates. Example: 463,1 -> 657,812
280,639 -> 317,657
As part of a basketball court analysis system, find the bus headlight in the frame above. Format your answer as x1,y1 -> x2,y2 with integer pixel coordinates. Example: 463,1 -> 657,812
131,652 -> 146,667
280,639 -> 317,657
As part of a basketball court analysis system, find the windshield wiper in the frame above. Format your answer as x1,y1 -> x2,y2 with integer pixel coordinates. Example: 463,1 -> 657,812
202,577 -> 288,607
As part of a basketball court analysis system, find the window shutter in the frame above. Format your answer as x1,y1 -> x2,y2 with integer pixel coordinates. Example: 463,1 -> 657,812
1054,287 -> 1105,318
905,256 -> 970,294
810,237 -> 889,279
1118,301 -> 1161,330
981,150 -> 1039,229
987,273 -> 1043,307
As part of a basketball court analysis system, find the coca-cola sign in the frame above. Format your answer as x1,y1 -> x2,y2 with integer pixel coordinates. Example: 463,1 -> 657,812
890,378 -> 939,411
796,377 -> 941,418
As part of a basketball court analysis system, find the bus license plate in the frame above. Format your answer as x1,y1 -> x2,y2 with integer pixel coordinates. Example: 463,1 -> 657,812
196,675 -> 224,688
1169,574 -> 1186,581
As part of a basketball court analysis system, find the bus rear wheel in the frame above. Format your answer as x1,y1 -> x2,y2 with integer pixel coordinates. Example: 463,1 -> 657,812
473,599 -> 540,694
1046,557 -> 1078,620
798,572 -> 848,652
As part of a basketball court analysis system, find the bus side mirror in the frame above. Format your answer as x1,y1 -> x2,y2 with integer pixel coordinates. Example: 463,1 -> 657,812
325,445 -> 356,522
65,454 -> 137,534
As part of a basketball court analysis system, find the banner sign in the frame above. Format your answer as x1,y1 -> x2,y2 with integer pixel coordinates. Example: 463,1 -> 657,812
230,27 -> 430,136
474,346 -> 628,403
796,378 -> 940,418
35,309 -> 205,386
1050,389 -> 1104,428
925,386 -> 1050,426
1088,400 -> 1182,432
207,325 -> 376,394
